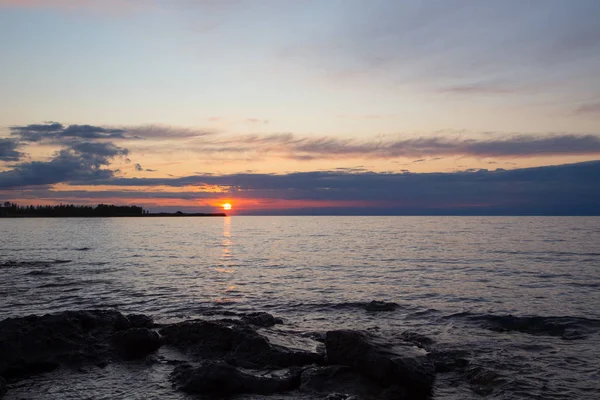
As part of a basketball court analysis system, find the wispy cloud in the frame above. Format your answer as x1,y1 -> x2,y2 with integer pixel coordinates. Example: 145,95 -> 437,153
6,121 -> 600,165
575,101 -> 600,116
193,132 -> 600,160
9,122 -> 213,144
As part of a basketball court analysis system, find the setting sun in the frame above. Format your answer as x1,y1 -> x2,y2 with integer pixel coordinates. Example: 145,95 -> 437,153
223,203 -> 232,211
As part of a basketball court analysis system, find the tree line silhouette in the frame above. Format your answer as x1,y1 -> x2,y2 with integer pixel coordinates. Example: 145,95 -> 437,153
1,202 -> 147,217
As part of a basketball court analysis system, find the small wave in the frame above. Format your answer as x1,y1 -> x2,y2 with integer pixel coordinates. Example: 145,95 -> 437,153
446,312 -> 600,339
568,281 -> 600,288
38,281 -> 79,289
0,260 -> 71,268
75,247 -> 91,251
25,270 -> 55,276
37,279 -> 114,289
285,300 -> 406,313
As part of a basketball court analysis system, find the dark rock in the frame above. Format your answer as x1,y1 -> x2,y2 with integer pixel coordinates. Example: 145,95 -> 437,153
325,330 -> 435,399
160,319 -> 323,368
170,361 -> 301,395
112,328 -> 162,359
159,320 -> 239,356
241,312 -> 283,327
365,301 -> 398,312
0,310 -> 134,379
0,377 -> 7,398
324,394 -> 360,400
125,314 -> 154,329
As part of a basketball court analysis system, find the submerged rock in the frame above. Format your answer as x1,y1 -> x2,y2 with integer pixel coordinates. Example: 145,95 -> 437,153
325,330 -> 435,399
365,301 -> 399,312
160,319 -> 323,368
241,312 -> 283,327
170,361 -> 301,395
300,365 -> 386,399
454,313 -> 600,339
429,349 -> 470,373
112,328 -> 162,360
465,365 -> 505,396
398,331 -> 434,349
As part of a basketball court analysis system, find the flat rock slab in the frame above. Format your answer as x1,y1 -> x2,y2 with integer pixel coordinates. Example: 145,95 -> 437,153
160,319 -> 323,368
325,330 -> 435,399
171,360 -> 301,395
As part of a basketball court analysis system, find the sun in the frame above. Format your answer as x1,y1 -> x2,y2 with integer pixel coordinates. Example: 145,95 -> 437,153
223,203 -> 232,211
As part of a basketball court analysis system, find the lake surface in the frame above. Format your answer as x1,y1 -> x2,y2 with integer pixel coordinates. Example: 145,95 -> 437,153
1,216 -> 599,399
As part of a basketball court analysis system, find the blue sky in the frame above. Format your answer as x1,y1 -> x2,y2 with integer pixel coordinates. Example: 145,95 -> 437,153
0,0 -> 599,213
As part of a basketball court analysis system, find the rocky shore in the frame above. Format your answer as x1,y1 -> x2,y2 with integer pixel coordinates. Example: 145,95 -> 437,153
0,306 -> 475,399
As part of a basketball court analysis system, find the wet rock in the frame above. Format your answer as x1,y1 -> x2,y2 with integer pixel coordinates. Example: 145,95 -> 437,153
324,394 -> 360,400
160,319 -> 323,368
125,314 -> 154,329
159,320 -> 239,356
365,301 -> 398,312
0,310 -> 134,379
325,330 -> 435,399
112,328 -> 162,359
241,312 -> 283,327
170,361 -> 300,395
229,330 -> 323,368
0,377 -> 6,398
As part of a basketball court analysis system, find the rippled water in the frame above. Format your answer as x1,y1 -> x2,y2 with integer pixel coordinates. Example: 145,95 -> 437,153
1,216 -> 599,399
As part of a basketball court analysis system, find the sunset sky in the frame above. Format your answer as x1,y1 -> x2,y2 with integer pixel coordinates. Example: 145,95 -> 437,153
1,0 -> 599,214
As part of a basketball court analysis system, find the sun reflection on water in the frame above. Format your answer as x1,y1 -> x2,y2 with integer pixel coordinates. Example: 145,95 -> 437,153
216,216 -> 237,303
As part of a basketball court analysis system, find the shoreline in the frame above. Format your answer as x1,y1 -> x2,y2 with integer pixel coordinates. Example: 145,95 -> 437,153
0,213 -> 227,218
0,306 -> 439,399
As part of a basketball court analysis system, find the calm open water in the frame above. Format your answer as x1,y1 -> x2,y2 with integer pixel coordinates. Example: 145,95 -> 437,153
1,216 -> 599,399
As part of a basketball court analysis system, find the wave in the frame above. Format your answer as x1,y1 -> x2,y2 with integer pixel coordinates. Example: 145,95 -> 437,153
25,270 -> 56,276
0,260 -> 72,268
446,312 -> 600,340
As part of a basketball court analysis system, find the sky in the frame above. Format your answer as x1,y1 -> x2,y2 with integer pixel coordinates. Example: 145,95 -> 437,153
0,0 -> 599,214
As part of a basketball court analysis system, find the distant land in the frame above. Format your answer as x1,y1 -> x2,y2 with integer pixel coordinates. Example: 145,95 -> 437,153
0,203 -> 226,218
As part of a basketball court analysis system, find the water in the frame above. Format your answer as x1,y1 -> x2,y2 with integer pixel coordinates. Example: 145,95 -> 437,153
1,216 -> 599,399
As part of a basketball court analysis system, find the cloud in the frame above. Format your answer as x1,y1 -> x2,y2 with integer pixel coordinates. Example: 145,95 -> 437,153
10,122 -> 126,142
125,125 -> 215,140
0,141 -> 128,189
9,122 -> 213,144
0,138 -> 23,161
5,161 -> 600,215
194,132 -> 600,160
6,122 -> 600,166
575,101 -> 600,115
438,82 -> 518,95
134,163 -> 143,172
